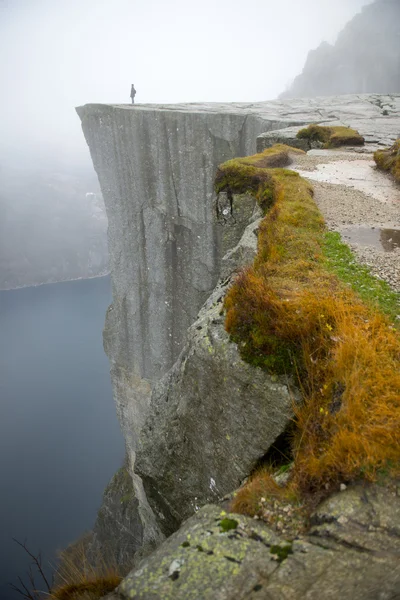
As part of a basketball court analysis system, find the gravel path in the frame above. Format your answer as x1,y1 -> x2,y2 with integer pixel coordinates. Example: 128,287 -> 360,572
291,151 -> 400,292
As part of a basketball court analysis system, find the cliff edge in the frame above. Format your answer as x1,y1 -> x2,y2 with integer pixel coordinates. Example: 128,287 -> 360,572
76,97 -> 400,592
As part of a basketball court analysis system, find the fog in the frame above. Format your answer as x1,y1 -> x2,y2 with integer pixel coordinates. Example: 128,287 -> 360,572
1,0 -> 372,166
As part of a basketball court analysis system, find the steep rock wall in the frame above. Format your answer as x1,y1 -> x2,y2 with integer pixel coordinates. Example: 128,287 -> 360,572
77,103 -> 304,552
76,95 -> 399,558
76,104 -> 301,458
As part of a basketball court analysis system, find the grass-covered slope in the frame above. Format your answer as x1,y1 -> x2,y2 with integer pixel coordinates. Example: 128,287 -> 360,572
216,146 -> 400,506
215,144 -> 304,212
374,139 -> 400,183
297,124 -> 365,148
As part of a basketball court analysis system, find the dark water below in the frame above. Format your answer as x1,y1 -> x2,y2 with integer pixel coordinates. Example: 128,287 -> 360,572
0,276 -> 125,599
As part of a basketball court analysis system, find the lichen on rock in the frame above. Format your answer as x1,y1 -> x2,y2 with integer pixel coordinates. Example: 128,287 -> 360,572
106,483 -> 400,600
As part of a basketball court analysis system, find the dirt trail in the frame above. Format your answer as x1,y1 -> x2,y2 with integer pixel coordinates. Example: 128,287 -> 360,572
291,150 -> 400,292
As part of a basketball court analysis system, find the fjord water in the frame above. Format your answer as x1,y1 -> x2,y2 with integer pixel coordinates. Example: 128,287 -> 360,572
0,275 -> 124,599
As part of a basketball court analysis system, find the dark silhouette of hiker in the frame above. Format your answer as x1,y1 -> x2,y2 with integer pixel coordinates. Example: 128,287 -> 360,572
130,84 -> 136,104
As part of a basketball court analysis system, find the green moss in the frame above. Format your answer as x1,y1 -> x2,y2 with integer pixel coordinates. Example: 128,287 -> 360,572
120,493 -> 132,504
269,544 -> 293,562
181,541 -> 190,548
374,139 -> 400,183
231,329 -> 298,375
297,125 -> 365,148
323,232 -> 400,325
219,518 -> 239,532
277,463 -> 292,475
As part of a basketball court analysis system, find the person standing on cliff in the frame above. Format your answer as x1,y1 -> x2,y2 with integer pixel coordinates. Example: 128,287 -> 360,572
130,84 -> 136,104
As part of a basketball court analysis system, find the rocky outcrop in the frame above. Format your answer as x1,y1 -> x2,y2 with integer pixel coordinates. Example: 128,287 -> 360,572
106,482 -> 400,600
257,96 -> 400,153
77,95 -> 400,569
281,0 -> 400,99
135,215 -> 296,537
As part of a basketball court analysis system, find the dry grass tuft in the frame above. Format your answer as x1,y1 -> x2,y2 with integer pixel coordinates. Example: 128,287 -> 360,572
230,468 -> 306,537
217,144 -> 400,507
49,535 -> 124,600
297,125 -> 365,148
230,469 -> 293,516
50,577 -> 122,600
374,139 -> 400,183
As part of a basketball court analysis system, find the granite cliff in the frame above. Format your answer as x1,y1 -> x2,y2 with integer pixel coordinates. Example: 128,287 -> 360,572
76,95 -> 400,597
281,0 -> 400,99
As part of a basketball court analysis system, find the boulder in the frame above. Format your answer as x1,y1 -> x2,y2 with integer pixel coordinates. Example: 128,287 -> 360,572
135,217 -> 296,536
105,481 -> 400,600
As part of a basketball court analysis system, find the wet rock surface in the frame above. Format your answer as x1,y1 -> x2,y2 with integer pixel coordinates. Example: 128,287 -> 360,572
104,482 -> 400,600
340,227 -> 400,252
286,150 -> 400,293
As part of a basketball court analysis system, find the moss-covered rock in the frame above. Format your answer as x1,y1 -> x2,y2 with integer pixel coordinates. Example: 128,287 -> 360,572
114,505 -> 283,600
374,139 -> 400,183
296,124 -> 365,148
215,145 -> 305,212
106,483 -> 400,600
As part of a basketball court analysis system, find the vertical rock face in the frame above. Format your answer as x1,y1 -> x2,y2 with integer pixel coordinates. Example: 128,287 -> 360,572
76,104 -> 293,457
77,103 -> 298,551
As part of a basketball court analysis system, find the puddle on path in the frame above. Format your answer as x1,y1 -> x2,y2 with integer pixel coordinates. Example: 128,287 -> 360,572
339,226 -> 400,252
296,159 -> 400,204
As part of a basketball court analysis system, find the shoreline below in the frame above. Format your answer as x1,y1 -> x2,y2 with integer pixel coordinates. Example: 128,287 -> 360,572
0,269 -> 110,293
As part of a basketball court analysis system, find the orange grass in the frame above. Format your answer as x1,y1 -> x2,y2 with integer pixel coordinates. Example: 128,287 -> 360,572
230,468 -> 296,516
218,146 -> 400,499
49,536 -> 124,600
50,577 -> 122,600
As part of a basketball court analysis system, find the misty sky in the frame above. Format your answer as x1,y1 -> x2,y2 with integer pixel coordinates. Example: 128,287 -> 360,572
0,0 -> 372,166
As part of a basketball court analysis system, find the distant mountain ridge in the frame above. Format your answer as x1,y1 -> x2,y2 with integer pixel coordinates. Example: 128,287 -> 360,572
281,0 -> 400,98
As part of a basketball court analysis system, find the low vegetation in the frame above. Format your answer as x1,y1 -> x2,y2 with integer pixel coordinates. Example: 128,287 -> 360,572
216,146 -> 400,516
50,536 -> 123,600
215,145 -> 304,212
297,124 -> 365,148
374,139 -> 400,183
323,231 -> 400,323
13,534 -> 125,600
